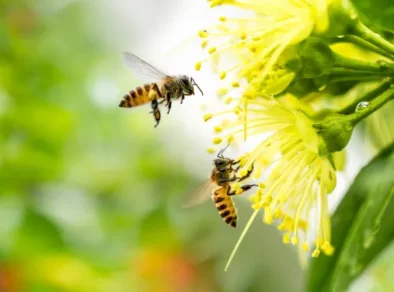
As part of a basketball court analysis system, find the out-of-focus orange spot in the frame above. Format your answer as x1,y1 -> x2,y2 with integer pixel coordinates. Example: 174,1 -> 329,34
0,263 -> 22,292
5,8 -> 38,34
132,248 -> 196,292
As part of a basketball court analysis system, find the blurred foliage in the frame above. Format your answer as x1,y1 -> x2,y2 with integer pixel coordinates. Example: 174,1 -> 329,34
307,143 -> 394,292
305,1 -> 394,290
353,0 -> 394,32
0,1 -> 198,291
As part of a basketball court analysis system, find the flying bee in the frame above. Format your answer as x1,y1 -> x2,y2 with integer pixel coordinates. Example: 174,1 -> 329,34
119,52 -> 203,127
184,146 -> 257,227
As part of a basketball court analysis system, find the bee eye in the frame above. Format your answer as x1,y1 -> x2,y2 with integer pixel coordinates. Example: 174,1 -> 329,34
215,159 -> 227,167
181,77 -> 189,85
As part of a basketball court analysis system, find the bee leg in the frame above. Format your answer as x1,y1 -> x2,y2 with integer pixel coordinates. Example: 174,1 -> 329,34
150,99 -> 161,127
153,110 -> 161,127
232,165 -> 241,173
164,84 -> 171,101
163,91 -> 171,105
235,163 -> 255,182
150,98 -> 158,113
233,159 -> 241,165
152,83 -> 163,98
167,101 -> 172,114
180,94 -> 185,104
228,184 -> 258,196
218,176 -> 237,184
229,159 -> 242,173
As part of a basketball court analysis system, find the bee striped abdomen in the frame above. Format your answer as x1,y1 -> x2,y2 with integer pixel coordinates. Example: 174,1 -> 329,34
213,187 -> 237,227
119,83 -> 159,108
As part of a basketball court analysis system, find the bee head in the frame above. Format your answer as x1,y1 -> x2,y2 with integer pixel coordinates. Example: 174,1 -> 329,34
214,158 -> 231,171
179,75 -> 194,95
179,75 -> 204,96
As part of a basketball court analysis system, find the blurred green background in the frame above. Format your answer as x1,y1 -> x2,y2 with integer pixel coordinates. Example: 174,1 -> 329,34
0,1 -> 304,291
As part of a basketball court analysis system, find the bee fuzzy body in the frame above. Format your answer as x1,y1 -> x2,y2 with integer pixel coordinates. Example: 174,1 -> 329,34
119,83 -> 162,108
120,52 -> 203,127
212,186 -> 237,227
210,166 -> 238,228
209,149 -> 257,227
185,146 -> 257,228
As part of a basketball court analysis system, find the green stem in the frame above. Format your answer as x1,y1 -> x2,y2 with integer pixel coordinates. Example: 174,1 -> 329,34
333,53 -> 394,74
329,75 -> 383,84
327,68 -> 387,75
327,35 -> 394,60
339,79 -> 393,115
345,88 -> 394,126
352,21 -> 394,58
326,69 -> 387,83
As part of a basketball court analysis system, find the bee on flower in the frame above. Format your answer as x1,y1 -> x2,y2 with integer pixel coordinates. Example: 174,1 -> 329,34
204,95 -> 337,268
194,0 -> 342,265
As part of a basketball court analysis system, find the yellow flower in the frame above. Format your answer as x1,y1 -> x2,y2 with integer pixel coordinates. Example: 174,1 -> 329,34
206,95 -> 337,269
197,0 -> 331,96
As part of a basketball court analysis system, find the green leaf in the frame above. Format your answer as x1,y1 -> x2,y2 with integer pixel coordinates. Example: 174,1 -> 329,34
353,0 -> 394,32
307,142 -> 394,292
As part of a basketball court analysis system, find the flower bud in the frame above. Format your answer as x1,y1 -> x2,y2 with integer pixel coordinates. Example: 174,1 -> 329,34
299,37 -> 334,78
314,113 -> 354,152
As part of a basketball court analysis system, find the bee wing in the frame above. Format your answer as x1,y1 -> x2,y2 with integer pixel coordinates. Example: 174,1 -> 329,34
182,180 -> 217,208
123,52 -> 169,83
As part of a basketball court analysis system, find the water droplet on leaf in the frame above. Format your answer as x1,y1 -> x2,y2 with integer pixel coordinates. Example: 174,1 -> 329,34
355,101 -> 370,112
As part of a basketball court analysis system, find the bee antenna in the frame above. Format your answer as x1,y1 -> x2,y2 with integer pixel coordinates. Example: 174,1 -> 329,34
191,78 -> 203,96
217,144 -> 230,158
